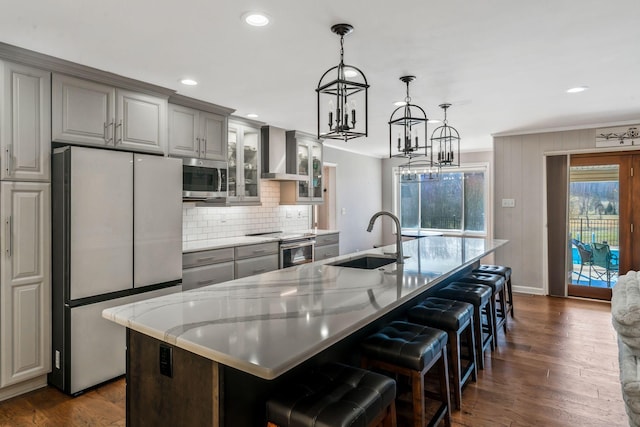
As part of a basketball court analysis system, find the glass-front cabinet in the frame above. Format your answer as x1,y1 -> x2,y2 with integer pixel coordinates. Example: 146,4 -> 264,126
228,118 -> 262,204
281,130 -> 323,204
311,143 -> 323,199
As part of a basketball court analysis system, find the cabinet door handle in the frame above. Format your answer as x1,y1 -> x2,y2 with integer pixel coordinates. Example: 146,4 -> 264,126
5,216 -> 12,257
218,169 -> 222,192
252,249 -> 266,255
5,146 -> 11,176
197,256 -> 218,263
202,137 -> 207,155
196,137 -> 201,155
196,279 -> 215,286
252,268 -> 266,274
104,120 -> 114,144
115,120 -> 123,144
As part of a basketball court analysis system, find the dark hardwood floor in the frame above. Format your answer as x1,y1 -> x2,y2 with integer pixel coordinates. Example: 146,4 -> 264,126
0,294 -> 628,426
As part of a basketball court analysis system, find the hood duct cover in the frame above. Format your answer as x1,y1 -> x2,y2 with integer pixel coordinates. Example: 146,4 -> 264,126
261,126 -> 307,180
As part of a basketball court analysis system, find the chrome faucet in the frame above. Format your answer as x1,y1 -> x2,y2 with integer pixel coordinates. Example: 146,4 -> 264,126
366,211 -> 404,264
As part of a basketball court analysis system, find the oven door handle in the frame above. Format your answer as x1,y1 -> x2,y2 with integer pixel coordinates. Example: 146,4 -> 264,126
280,240 -> 316,250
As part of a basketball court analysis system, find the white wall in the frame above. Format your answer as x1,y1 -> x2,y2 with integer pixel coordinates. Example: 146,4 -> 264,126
323,146 -> 383,254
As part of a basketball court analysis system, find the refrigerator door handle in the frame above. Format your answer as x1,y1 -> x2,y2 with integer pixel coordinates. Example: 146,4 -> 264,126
5,216 -> 12,257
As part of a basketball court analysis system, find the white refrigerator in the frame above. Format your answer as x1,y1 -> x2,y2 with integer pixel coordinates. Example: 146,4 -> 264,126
49,146 -> 182,395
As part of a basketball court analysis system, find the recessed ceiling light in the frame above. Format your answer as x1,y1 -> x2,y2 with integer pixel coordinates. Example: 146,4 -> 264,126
180,78 -> 198,86
566,86 -> 589,93
344,69 -> 358,78
394,101 -> 406,107
428,119 -> 441,124
243,12 -> 270,27
247,113 -> 259,119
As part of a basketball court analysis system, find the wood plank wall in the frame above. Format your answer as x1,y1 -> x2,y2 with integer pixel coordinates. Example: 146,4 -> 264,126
493,128 -> 598,294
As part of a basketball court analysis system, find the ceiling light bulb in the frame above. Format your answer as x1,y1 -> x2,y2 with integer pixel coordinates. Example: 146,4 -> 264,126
247,113 -> 259,119
428,119 -> 441,124
394,101 -> 406,107
566,86 -> 589,93
344,69 -> 358,78
180,78 -> 198,86
244,13 -> 269,27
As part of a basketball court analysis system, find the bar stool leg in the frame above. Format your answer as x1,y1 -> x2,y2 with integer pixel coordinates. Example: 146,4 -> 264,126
487,297 -> 497,351
507,276 -> 515,318
467,316 -> 478,382
498,286 -> 508,334
438,347 -> 452,427
450,331 -> 462,410
412,370 -> 426,427
473,308 -> 485,370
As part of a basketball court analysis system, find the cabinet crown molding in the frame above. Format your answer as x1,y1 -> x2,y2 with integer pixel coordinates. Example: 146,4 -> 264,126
169,94 -> 235,116
0,42 -> 174,97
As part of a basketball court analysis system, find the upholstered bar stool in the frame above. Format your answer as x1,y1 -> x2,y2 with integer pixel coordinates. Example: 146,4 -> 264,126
457,272 -> 507,343
407,297 -> 477,410
435,282 -> 493,370
361,321 -> 451,427
265,362 -> 397,427
474,264 -> 514,318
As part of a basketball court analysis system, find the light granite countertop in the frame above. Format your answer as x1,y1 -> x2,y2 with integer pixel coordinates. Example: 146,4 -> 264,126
104,236 -> 507,380
182,229 -> 340,253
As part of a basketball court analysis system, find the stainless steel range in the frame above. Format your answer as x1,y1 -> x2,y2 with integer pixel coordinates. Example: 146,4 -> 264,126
247,231 -> 316,268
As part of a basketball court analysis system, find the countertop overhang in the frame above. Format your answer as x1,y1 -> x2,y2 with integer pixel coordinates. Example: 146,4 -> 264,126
103,236 -> 507,380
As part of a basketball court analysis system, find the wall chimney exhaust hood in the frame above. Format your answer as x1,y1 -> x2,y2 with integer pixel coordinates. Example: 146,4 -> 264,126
261,126 -> 307,180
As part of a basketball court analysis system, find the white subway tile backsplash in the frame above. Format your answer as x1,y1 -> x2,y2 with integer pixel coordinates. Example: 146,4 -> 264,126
182,180 -> 312,242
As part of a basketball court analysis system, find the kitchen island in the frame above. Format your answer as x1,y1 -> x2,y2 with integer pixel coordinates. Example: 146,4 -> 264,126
103,236 -> 507,426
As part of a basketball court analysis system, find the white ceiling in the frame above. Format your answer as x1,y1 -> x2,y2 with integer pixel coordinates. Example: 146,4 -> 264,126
2,0 -> 639,157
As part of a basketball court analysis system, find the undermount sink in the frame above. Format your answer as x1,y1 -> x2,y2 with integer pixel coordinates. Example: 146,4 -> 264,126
330,255 -> 396,270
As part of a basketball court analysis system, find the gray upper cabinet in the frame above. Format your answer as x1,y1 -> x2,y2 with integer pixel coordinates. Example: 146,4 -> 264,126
228,118 -> 262,204
116,89 -> 167,153
52,74 -> 166,154
0,61 -> 51,182
168,104 -> 226,160
280,131 -> 323,205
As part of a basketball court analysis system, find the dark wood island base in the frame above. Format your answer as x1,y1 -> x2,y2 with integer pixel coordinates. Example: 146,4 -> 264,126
126,329 -> 222,427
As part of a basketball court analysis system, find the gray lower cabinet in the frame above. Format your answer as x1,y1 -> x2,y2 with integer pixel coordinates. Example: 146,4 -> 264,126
314,232 -> 340,261
234,242 -> 279,279
182,248 -> 234,291
182,242 -> 280,289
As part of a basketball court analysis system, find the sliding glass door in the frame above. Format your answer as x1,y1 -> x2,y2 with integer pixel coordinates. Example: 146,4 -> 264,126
568,154 -> 631,300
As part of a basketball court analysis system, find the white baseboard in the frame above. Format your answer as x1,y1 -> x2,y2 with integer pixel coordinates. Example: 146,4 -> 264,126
0,375 -> 47,402
513,285 -> 546,295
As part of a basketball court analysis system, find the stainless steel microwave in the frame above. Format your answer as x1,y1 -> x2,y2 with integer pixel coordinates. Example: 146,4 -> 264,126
182,158 -> 228,200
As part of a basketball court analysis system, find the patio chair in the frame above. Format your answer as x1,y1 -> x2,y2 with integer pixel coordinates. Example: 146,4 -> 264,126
572,239 -> 593,284
590,242 -> 619,287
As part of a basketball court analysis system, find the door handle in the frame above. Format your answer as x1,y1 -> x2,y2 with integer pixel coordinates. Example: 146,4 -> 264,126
115,119 -> 123,144
5,216 -> 12,257
104,120 -> 114,144
5,146 -> 12,176
196,279 -> 215,286
196,256 -> 219,263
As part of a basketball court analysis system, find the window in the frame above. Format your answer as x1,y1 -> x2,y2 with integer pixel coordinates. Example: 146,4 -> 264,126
396,166 -> 487,234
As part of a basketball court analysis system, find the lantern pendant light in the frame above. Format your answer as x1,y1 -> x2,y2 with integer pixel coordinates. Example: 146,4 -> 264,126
388,75 -> 430,159
316,23 -> 369,141
431,103 -> 461,167
390,75 -> 439,182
